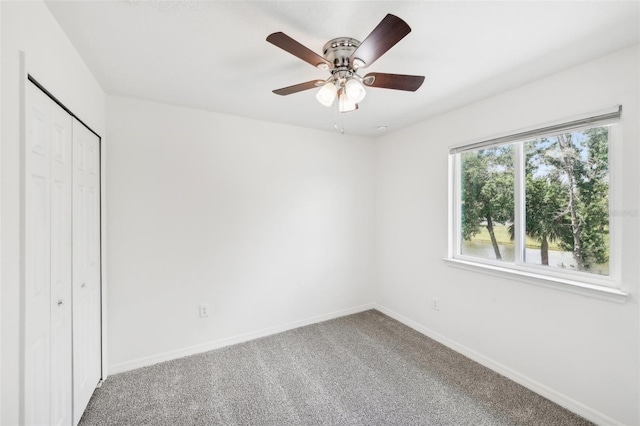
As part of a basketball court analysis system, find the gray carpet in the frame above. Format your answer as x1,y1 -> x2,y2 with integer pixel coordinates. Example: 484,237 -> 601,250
80,310 -> 592,425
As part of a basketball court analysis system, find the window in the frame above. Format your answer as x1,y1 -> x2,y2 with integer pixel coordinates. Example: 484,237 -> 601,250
449,107 -> 621,289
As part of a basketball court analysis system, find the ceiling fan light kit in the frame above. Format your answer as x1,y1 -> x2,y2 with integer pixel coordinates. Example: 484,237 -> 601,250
316,82 -> 338,107
338,89 -> 358,113
345,78 -> 366,103
267,14 -> 425,114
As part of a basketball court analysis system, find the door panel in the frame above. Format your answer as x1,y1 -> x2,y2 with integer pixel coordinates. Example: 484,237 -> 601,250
25,81 -> 74,426
72,119 -> 102,425
50,101 -> 73,426
25,81 -> 53,426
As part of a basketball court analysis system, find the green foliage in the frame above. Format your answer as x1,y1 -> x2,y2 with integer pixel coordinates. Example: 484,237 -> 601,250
523,141 -> 572,264
526,128 -> 610,270
461,146 -> 514,259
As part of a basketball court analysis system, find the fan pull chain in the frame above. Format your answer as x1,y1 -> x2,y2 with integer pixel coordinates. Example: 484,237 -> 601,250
333,102 -> 346,135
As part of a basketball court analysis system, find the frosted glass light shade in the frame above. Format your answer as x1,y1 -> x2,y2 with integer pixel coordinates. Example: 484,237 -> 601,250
345,78 -> 366,103
338,91 -> 357,113
316,82 -> 337,107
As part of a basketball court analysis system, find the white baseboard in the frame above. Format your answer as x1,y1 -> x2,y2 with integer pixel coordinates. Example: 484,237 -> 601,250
374,304 -> 621,426
109,302 -> 376,375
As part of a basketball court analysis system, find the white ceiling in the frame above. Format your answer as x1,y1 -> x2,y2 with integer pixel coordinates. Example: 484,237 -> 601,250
45,1 -> 639,138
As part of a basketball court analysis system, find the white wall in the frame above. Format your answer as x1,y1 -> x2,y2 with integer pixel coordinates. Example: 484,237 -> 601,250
106,96 -> 376,372
0,2 -> 106,424
375,45 -> 639,425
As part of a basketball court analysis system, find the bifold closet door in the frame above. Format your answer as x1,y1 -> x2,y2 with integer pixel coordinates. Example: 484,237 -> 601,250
25,81 -> 74,426
72,119 -> 102,424
24,80 -> 102,426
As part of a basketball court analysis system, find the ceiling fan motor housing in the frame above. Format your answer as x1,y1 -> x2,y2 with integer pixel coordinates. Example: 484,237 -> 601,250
322,38 -> 361,69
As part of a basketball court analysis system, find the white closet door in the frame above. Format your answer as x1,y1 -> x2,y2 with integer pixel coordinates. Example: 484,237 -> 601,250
50,93 -> 74,426
25,78 -> 53,426
72,119 -> 102,425
25,81 -> 73,426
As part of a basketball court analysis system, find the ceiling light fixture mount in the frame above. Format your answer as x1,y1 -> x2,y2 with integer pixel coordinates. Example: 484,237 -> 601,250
267,14 -> 425,113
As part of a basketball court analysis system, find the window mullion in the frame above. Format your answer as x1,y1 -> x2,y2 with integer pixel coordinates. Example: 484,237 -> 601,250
514,143 -> 525,265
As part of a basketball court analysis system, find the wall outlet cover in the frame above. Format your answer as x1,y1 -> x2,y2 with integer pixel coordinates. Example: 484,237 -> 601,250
199,304 -> 210,318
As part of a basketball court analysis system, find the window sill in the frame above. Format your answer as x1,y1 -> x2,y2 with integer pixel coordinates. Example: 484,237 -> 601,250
443,257 -> 629,303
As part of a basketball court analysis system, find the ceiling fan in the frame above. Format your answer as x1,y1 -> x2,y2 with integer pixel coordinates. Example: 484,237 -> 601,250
267,14 -> 425,113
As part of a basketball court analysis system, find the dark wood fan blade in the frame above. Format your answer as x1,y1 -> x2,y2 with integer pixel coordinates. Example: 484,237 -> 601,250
273,80 -> 324,96
363,73 -> 425,91
267,32 -> 332,69
349,14 -> 411,69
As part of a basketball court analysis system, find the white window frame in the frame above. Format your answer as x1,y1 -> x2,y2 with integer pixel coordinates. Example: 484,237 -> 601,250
446,106 -> 628,302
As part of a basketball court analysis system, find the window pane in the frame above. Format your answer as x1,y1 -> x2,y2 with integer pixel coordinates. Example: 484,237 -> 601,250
524,127 -> 609,275
460,145 -> 514,262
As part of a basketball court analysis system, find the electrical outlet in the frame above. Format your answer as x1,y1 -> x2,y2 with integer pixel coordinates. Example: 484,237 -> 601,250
432,298 -> 440,311
199,304 -> 210,318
